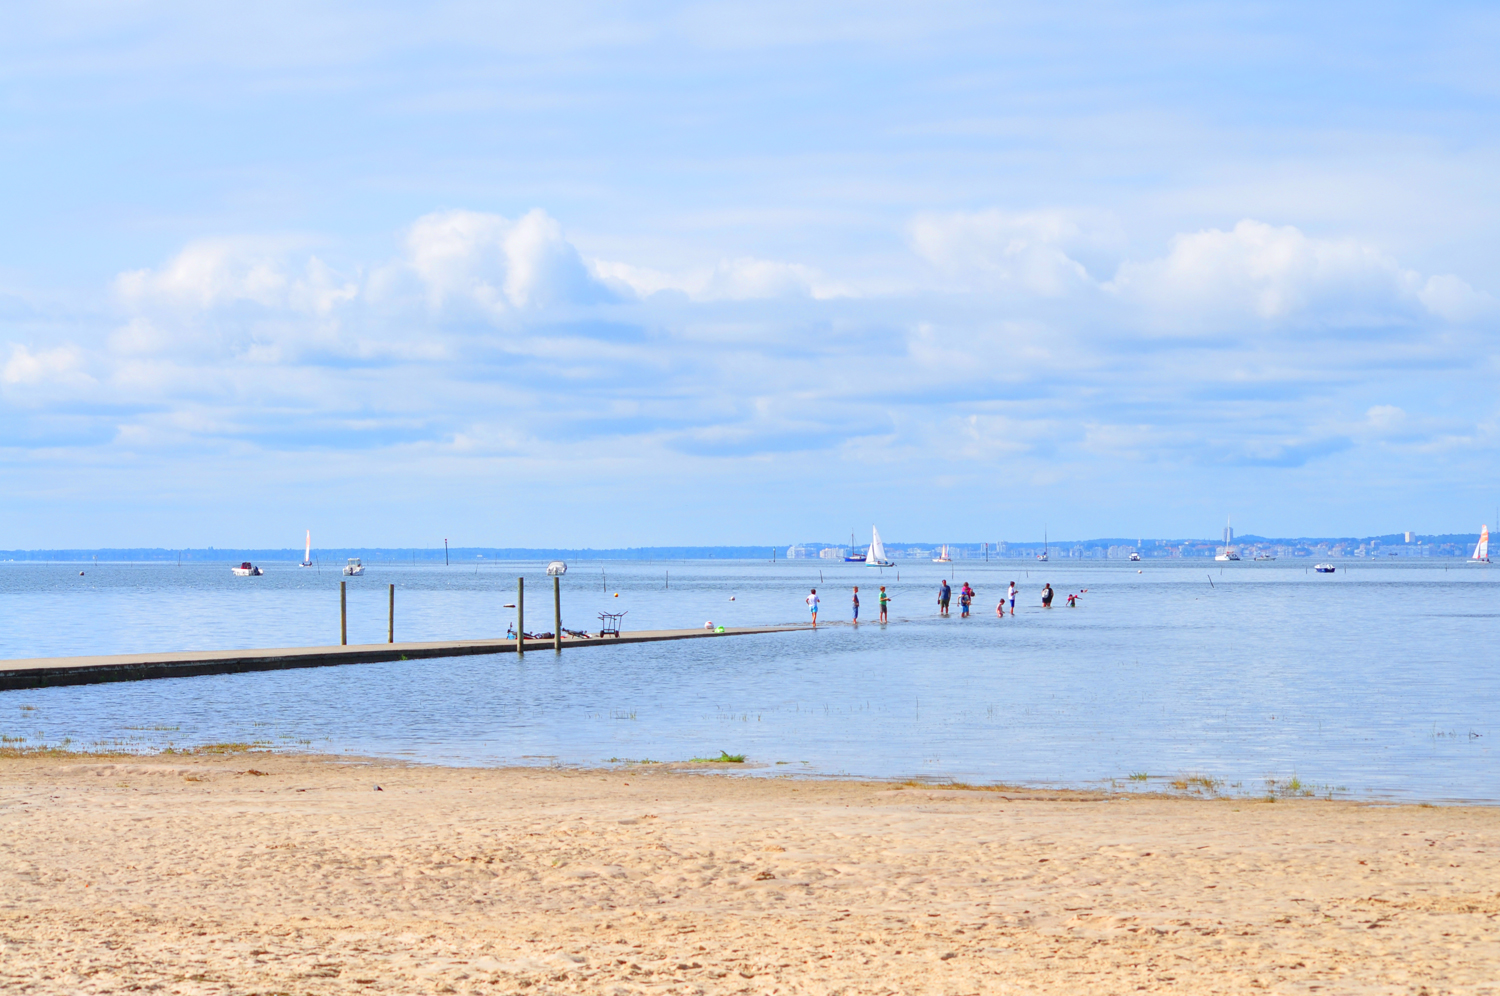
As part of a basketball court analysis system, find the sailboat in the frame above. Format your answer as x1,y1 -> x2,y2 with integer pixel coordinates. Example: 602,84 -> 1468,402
865,526 -> 894,567
844,531 -> 867,562
1036,529 -> 1049,562
299,530 -> 313,568
933,545 -> 952,563
1470,525 -> 1490,564
1214,516 -> 1241,561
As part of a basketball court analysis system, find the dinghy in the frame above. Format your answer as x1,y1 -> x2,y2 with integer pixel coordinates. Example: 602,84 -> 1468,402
865,526 -> 894,567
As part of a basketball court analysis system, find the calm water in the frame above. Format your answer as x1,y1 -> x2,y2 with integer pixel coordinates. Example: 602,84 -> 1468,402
0,559 -> 1495,802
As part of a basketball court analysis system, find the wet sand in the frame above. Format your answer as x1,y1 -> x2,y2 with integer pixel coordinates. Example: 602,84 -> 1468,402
0,753 -> 1495,994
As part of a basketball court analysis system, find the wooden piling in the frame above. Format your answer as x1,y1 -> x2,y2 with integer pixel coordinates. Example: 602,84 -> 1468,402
553,575 -> 562,653
388,583 -> 394,643
340,581 -> 347,646
517,577 -> 524,655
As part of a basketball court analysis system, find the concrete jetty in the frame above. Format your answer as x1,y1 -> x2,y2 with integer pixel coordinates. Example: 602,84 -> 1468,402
0,625 -> 807,691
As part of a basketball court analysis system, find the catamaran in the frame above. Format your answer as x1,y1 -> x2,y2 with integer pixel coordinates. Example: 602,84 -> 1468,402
865,526 -> 894,567
299,530 -> 313,567
933,545 -> 952,563
1470,525 -> 1490,563
1214,516 -> 1241,561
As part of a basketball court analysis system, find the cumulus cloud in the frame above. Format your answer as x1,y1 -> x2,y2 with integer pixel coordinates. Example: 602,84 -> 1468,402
910,209 -> 1117,296
115,239 -> 357,315
405,208 -> 612,314
1417,273 -> 1496,323
1106,220 -> 1457,328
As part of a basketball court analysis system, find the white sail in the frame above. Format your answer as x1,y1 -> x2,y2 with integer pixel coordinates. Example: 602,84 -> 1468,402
866,526 -> 891,566
1473,525 -> 1490,562
304,531 -> 311,560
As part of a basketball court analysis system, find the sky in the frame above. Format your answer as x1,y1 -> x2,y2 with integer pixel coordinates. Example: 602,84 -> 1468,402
2,1 -> 1498,548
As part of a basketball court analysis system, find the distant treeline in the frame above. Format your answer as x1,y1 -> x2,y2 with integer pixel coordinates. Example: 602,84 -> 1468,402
0,533 -> 1484,563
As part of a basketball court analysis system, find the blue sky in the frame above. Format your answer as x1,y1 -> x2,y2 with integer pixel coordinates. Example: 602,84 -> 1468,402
2,1 -> 1498,547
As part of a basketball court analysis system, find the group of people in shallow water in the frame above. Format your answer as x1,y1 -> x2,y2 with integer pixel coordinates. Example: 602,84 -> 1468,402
804,579 -> 1082,625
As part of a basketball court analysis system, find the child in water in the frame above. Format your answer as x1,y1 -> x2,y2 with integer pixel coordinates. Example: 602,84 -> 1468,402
959,584 -> 972,617
1066,592 -> 1077,607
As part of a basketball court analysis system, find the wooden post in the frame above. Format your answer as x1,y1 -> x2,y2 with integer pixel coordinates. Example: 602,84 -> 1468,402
388,583 -> 394,643
553,575 -> 562,653
340,581 -> 347,646
516,576 -> 524,655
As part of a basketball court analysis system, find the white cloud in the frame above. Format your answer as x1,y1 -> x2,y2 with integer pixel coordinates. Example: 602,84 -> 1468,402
1108,219 -> 1417,325
592,255 -> 853,301
2,343 -> 91,387
910,209 -> 1114,296
1417,273 -> 1496,323
405,208 -> 610,314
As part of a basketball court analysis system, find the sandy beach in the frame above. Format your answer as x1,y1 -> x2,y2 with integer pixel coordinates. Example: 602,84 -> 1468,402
0,754 -> 1495,994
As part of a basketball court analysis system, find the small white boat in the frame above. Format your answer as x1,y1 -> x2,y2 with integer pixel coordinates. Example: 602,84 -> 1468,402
1037,529 -> 1049,562
1129,552 -> 1141,562
1255,554 -> 1277,561
1315,563 -> 1335,573
1469,525 -> 1490,564
232,562 -> 263,576
933,545 -> 952,563
299,530 -> 313,567
343,557 -> 365,576
864,526 -> 894,567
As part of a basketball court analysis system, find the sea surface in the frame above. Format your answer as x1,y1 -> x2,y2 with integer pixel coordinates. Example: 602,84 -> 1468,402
0,558 -> 1495,802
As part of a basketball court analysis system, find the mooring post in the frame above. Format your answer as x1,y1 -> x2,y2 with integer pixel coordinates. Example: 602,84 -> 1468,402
340,581 -> 347,646
388,583 -> 394,643
553,575 -> 562,653
517,576 -> 524,655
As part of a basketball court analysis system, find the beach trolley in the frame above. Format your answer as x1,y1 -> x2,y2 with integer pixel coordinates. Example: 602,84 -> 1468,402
598,610 -> 627,638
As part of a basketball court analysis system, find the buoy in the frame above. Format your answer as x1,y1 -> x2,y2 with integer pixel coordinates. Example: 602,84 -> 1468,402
613,592 -> 619,597
1138,570 -> 1143,574
704,621 -> 714,629
729,596 -> 736,601
79,571 -> 85,576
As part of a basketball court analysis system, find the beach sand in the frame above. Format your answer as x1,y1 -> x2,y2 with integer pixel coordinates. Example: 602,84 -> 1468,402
0,754 -> 1495,994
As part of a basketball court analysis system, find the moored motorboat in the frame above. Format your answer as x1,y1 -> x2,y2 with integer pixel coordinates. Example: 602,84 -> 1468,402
1314,563 -> 1335,573
232,562 -> 263,576
343,557 -> 365,576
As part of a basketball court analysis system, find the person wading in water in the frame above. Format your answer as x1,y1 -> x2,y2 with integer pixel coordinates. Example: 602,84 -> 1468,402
1041,583 -> 1054,608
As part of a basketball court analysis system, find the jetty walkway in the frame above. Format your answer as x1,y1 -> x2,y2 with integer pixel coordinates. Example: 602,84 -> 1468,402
0,625 -> 806,691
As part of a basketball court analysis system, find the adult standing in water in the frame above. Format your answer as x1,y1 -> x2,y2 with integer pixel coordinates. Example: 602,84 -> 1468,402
807,588 -> 820,626
851,586 -> 860,624
938,579 -> 951,616
1007,581 -> 1017,615
878,586 -> 890,623
1041,583 -> 1054,608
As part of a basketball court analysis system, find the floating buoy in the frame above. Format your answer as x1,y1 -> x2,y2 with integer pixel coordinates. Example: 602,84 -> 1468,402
704,621 -> 714,629
1138,570 -> 1143,574
729,595 -> 736,601
613,592 -> 619,597
79,571 -> 85,576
